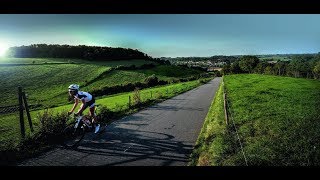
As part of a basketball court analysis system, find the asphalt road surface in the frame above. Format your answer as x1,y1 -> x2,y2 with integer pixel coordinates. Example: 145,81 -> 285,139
19,77 -> 221,166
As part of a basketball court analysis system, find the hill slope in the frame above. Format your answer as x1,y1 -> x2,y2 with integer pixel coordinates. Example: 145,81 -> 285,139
0,58 -> 204,109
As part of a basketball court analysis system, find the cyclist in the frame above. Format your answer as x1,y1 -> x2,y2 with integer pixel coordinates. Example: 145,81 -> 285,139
67,84 -> 100,133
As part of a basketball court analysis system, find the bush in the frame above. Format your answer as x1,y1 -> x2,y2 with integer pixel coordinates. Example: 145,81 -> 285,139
155,91 -> 163,99
96,105 -> 114,123
214,70 -> 222,77
133,87 -> 141,106
140,63 -> 156,69
198,79 -> 207,84
37,109 -> 67,135
144,74 -> 159,86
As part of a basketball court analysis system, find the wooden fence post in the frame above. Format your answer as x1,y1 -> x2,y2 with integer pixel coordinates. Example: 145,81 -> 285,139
222,78 -> 229,125
128,95 -> 131,108
224,92 -> 229,125
22,92 -> 33,132
18,87 -> 25,139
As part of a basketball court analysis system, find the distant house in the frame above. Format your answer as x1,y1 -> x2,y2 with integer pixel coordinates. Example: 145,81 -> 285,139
267,60 -> 278,64
207,67 -> 222,72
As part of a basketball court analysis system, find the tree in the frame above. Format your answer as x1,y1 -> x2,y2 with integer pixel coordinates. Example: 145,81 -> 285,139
264,65 -> 276,75
239,55 -> 260,73
144,74 -> 159,86
274,61 -> 287,76
221,64 -> 231,75
254,61 -> 268,74
289,55 -> 315,78
230,60 -> 242,74
313,61 -> 320,79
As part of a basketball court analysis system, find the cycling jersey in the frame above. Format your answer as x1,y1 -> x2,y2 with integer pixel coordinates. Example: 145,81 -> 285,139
74,91 -> 93,102
74,91 -> 95,108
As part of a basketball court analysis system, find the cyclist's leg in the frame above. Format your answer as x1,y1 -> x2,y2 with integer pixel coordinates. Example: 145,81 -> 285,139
78,103 -> 88,116
89,105 -> 98,124
89,104 -> 101,133
88,97 -> 97,123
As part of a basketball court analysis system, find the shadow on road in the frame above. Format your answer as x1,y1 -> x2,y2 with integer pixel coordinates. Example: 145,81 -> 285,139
148,105 -> 204,112
74,128 -> 193,166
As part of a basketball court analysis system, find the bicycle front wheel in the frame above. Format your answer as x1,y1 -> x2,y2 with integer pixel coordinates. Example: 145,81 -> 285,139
62,122 -> 85,148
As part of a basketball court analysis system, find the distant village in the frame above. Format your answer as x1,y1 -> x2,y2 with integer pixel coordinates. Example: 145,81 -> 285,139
160,56 -> 236,72
160,54 -> 294,72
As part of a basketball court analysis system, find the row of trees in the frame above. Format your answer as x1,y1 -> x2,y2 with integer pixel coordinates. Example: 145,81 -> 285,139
222,54 -> 320,79
6,44 -> 152,61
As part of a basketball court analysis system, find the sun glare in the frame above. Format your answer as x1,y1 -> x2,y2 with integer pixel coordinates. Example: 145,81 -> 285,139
0,43 -> 9,57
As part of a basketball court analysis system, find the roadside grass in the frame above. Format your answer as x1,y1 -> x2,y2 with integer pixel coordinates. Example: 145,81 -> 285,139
190,74 -> 320,166
189,80 -> 237,166
0,78 -> 212,163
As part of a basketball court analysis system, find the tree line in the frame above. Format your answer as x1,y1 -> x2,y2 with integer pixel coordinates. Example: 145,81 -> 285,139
221,54 -> 320,79
6,44 -> 152,61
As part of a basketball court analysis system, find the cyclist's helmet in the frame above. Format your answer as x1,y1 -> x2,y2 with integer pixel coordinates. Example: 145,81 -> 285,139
68,84 -> 79,93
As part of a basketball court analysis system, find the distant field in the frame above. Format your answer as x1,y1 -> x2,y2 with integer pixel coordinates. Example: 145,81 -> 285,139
258,56 -> 291,61
134,65 -> 202,80
0,58 -> 155,67
0,58 -> 66,64
191,74 -> 320,165
84,65 -> 203,90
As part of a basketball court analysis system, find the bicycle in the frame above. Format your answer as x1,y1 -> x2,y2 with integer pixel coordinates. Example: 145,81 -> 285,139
62,105 -> 103,148
61,113 -> 96,147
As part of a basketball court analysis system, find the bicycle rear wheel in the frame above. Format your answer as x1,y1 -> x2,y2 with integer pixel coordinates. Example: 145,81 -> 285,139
62,122 -> 85,148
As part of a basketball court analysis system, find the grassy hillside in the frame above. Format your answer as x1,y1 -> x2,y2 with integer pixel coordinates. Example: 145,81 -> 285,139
191,74 -> 320,165
0,58 -> 202,108
0,63 -> 109,107
84,65 -> 203,90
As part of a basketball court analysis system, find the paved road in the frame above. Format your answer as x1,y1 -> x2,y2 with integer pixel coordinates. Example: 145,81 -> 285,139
19,77 -> 221,166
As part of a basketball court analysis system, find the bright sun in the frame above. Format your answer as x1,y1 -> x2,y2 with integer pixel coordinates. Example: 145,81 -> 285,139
0,43 -> 9,57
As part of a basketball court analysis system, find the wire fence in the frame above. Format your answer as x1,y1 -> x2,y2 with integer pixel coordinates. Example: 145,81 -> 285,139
222,77 -> 249,166
0,105 -> 21,114
0,87 -> 34,152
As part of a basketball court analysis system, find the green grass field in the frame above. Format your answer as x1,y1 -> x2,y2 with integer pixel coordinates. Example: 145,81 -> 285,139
0,63 -> 109,106
0,79 -> 209,151
84,65 -> 202,90
0,58 -> 202,108
191,74 -> 320,166
0,57 -> 154,66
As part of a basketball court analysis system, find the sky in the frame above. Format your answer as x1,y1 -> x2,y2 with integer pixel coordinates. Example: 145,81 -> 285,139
0,14 -> 319,57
